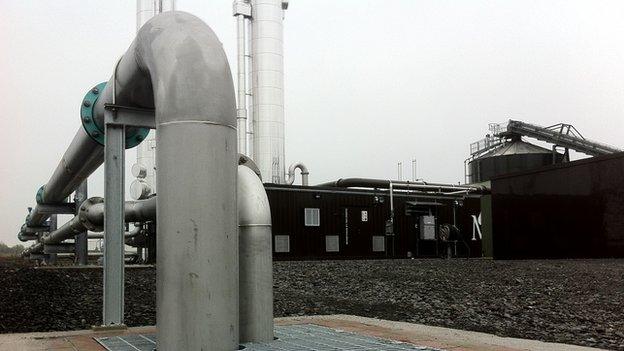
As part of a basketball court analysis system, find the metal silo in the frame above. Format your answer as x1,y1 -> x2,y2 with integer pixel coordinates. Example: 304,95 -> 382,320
468,137 -> 564,183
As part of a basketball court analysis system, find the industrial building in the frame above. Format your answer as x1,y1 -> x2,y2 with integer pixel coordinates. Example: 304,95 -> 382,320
483,151 -> 624,259
266,182 -> 482,260
9,0 -> 624,349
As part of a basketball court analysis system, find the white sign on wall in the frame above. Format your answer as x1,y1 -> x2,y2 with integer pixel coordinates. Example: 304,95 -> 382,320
361,210 -> 368,222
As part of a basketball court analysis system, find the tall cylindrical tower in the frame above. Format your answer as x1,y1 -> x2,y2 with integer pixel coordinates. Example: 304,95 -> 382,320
251,0 -> 287,183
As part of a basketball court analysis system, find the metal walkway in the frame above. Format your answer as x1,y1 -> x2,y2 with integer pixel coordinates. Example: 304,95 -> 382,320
470,120 -> 621,157
501,120 -> 621,156
95,324 -> 443,351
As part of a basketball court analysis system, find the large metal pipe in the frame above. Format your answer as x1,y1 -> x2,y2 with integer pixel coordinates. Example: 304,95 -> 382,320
285,162 -> 309,186
24,13 -> 238,349
24,128 -> 104,228
119,13 -> 237,350
238,165 -> 273,342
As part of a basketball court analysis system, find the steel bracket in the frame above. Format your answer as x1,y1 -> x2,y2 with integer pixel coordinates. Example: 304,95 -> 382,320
103,104 -> 156,130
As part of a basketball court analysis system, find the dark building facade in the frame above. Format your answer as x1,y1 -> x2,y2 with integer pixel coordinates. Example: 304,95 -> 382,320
265,184 -> 482,260
487,152 -> 624,259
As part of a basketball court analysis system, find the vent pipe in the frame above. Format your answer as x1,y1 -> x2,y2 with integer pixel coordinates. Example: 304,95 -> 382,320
285,162 -> 309,186
233,1 -> 251,156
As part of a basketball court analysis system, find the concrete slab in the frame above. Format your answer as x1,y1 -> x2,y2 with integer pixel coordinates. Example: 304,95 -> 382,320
0,315 -> 607,351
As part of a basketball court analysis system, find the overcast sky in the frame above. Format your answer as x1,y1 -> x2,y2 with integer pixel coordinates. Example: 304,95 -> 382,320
1,0 -> 624,245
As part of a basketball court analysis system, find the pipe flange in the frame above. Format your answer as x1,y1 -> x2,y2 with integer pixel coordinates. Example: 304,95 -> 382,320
78,197 -> 104,232
80,83 -> 150,149
35,185 -> 45,204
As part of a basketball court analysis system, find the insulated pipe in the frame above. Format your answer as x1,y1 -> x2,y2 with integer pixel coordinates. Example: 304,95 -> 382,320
317,178 -> 485,192
285,162 -> 309,185
238,165 -> 273,342
90,13 -> 237,350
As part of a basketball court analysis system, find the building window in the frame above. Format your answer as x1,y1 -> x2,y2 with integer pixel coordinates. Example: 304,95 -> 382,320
304,208 -> 320,226
372,236 -> 385,252
274,235 -> 290,253
325,235 -> 339,252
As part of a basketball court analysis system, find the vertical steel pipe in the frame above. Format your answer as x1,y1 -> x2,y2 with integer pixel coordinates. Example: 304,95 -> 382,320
236,13 -> 248,156
134,13 -> 238,351
91,12 -> 239,349
238,165 -> 273,342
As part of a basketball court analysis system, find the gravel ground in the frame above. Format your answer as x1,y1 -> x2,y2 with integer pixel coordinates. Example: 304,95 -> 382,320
0,258 -> 623,350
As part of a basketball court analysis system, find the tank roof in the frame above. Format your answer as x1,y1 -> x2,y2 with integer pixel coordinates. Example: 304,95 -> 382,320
477,139 -> 553,159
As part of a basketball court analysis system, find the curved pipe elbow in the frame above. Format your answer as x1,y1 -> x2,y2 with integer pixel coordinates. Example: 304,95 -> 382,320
93,11 -> 235,131
285,162 -> 309,186
238,165 -> 271,226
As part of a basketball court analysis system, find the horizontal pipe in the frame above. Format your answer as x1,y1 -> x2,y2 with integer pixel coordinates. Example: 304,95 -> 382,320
88,227 -> 142,240
317,177 -> 486,193
35,203 -> 77,215
26,128 -> 104,227
23,197 -> 156,255
81,197 -> 157,226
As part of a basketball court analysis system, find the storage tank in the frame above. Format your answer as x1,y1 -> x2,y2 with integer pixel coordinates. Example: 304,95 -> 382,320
468,138 -> 564,183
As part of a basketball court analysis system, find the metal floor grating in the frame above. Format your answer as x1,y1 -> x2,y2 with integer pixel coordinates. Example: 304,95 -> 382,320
95,324 -> 443,351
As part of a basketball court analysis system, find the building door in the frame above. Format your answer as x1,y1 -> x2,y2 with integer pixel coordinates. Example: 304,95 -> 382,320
342,207 -> 374,257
